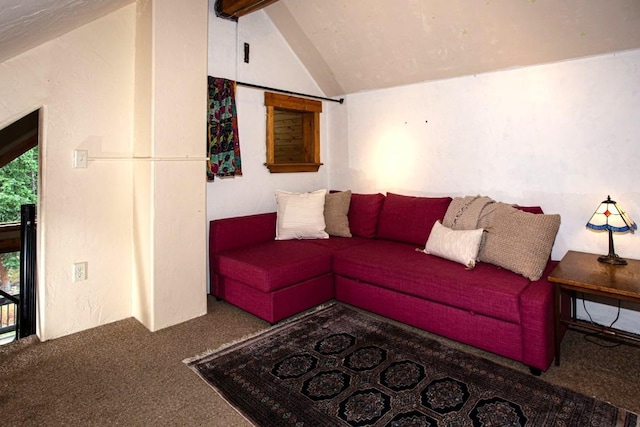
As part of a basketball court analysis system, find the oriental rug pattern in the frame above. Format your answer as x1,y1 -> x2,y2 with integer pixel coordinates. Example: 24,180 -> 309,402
186,304 -> 637,427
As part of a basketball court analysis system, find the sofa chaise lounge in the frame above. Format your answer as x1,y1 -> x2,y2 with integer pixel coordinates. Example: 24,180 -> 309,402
209,191 -> 562,373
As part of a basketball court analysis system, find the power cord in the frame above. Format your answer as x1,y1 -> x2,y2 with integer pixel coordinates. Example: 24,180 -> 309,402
580,293 -> 622,348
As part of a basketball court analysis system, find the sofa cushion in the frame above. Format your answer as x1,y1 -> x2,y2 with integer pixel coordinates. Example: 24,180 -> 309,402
347,193 -> 385,238
307,236 -> 372,251
424,221 -> 484,269
216,240 -> 333,293
376,193 -> 452,246
324,190 -> 352,237
333,240 -> 531,324
275,189 -> 329,240
479,204 -> 560,281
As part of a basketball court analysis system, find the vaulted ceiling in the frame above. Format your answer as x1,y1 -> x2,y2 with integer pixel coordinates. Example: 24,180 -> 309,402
0,0 -> 639,98
0,0 -> 135,65
266,0 -> 640,96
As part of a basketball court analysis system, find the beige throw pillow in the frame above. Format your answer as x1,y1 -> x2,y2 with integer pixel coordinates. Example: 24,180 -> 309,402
479,204 -> 560,281
325,191 -> 352,237
275,189 -> 329,240
424,221 -> 484,269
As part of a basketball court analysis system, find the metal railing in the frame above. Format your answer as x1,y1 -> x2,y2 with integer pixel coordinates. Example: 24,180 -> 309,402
0,288 -> 18,342
0,204 -> 37,344
19,204 -> 37,338
0,223 -> 20,343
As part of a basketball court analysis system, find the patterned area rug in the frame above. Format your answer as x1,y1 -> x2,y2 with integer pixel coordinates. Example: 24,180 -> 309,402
186,303 -> 638,426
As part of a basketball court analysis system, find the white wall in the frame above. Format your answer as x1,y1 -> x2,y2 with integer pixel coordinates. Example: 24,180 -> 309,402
132,0 -> 208,332
0,0 -> 208,341
329,50 -> 640,332
0,6 -> 136,340
206,9 -> 335,220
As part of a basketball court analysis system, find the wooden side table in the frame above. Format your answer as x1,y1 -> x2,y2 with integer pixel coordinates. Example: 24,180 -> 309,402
548,250 -> 640,365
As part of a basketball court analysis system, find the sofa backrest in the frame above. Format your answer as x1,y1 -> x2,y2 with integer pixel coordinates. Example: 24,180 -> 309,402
347,193 -> 386,238
514,205 -> 544,214
210,212 -> 277,254
376,193 -> 452,246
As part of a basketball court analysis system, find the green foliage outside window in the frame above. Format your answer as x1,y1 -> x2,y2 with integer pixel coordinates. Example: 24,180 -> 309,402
0,147 -> 38,287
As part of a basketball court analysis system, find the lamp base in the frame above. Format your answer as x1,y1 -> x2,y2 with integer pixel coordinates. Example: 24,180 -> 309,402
597,255 -> 628,265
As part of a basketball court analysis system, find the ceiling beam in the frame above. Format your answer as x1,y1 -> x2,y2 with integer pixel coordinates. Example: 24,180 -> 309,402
215,0 -> 279,20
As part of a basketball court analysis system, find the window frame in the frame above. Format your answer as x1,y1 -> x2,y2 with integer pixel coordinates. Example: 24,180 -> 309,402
264,92 -> 322,173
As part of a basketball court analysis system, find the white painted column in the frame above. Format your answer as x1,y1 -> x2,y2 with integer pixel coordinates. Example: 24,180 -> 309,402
133,0 -> 208,331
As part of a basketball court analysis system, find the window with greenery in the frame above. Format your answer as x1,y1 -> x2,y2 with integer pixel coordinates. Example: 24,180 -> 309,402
0,147 -> 38,288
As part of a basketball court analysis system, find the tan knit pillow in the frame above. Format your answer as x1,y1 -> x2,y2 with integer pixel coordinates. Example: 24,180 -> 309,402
479,204 -> 560,281
324,190 -> 352,237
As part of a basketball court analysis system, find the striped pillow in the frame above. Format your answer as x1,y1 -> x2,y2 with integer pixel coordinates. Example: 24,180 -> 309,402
275,189 -> 329,240
424,221 -> 484,269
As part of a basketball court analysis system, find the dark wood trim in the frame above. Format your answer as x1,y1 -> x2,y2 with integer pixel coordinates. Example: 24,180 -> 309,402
0,109 -> 39,168
0,223 -> 21,254
265,92 -> 322,173
265,162 -> 322,173
216,0 -> 279,19
265,92 -> 322,112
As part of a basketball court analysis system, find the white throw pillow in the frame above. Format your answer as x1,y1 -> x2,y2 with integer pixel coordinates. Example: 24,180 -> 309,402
275,189 -> 330,240
424,221 -> 484,269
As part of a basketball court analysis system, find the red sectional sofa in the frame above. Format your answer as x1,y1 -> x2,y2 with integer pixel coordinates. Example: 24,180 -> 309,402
209,192 -> 561,373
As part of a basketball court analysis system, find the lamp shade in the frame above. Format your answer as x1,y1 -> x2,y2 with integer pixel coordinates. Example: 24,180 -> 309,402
586,195 -> 637,233
586,195 -> 636,265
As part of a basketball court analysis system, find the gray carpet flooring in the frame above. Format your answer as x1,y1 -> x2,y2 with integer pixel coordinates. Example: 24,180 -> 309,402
1,297 -> 638,426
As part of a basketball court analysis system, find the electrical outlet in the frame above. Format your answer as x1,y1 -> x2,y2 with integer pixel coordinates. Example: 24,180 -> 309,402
73,262 -> 87,282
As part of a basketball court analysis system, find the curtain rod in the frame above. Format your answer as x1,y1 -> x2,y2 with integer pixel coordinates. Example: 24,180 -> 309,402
236,81 -> 344,104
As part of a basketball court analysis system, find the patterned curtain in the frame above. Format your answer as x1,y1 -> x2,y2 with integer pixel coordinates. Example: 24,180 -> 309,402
207,76 -> 242,181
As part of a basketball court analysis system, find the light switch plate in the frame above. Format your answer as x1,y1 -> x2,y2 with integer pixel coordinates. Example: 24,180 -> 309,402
74,150 -> 88,168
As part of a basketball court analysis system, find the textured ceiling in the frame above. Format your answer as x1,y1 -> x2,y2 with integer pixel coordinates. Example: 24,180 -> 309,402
266,0 -> 640,96
1,1 -> 639,98
0,0 -> 134,64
